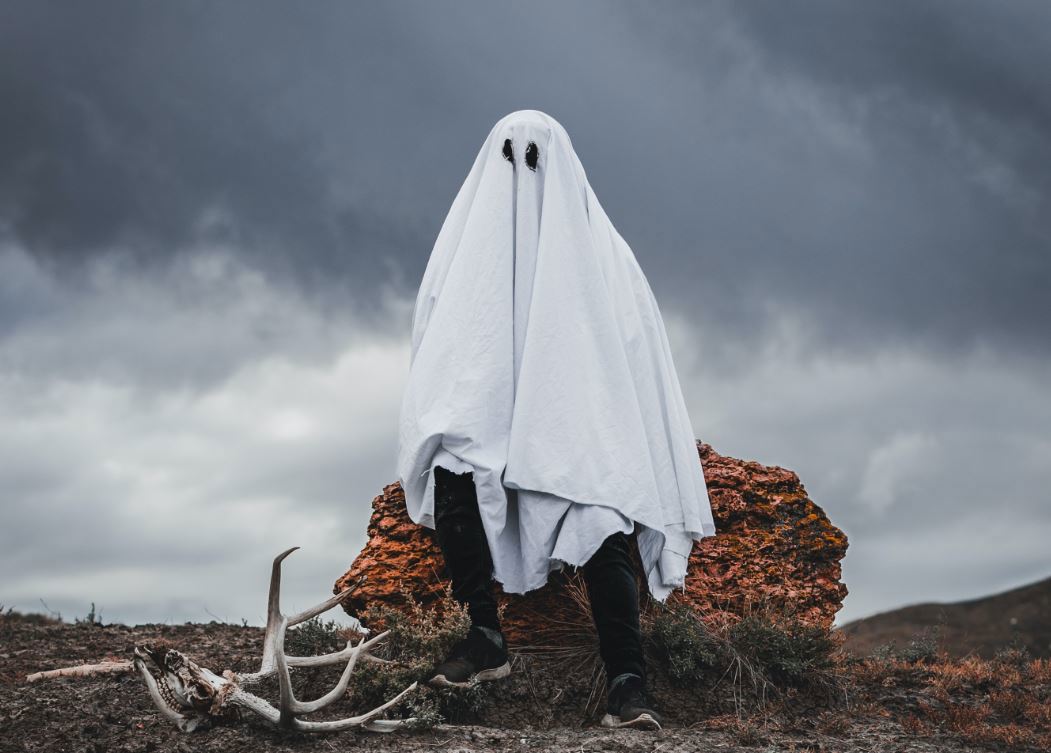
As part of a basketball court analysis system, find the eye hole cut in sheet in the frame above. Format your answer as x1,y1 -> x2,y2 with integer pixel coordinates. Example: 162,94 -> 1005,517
502,138 -> 540,171
397,109 -> 717,602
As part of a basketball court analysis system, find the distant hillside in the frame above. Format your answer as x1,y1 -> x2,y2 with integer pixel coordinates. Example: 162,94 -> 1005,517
838,574 -> 1051,659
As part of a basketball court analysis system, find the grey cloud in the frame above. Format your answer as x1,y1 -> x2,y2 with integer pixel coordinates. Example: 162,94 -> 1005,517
0,2 -> 1049,627
0,243 -> 1048,626
664,305 -> 1051,623
0,242 -> 405,624
0,2 -> 431,311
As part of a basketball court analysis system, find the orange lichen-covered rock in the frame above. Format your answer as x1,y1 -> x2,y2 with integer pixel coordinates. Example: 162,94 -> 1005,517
334,442 -> 848,645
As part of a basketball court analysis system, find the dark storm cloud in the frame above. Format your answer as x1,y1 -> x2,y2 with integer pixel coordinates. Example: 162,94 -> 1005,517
3,1 -> 1047,358
728,1 -> 1051,134
717,0 -> 1051,353
0,2 -> 432,306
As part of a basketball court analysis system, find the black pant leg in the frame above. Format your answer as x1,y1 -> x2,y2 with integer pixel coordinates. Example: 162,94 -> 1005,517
581,530 -> 647,686
433,465 -> 501,631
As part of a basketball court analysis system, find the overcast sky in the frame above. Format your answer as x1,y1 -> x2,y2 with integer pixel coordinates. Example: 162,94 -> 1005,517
1,1 -> 1048,630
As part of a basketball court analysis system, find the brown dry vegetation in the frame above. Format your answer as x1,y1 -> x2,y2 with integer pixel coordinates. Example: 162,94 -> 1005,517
845,636 -> 1051,752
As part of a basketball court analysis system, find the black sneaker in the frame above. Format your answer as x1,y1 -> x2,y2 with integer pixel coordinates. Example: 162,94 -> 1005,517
426,625 -> 511,688
601,673 -> 663,730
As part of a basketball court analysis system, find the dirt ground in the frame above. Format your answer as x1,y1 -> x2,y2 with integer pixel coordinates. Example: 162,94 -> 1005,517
0,614 -> 1014,753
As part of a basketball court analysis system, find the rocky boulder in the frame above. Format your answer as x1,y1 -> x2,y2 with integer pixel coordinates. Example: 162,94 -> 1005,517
334,442 -> 848,645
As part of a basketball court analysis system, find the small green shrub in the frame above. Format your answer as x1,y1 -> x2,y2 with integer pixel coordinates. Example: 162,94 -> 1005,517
871,625 -> 943,664
898,625 -> 941,664
728,611 -> 839,687
645,597 -> 844,714
993,637 -> 1032,667
285,616 -> 345,657
75,602 -> 104,627
359,582 -> 473,663
0,605 -> 13,640
351,582 -> 496,727
398,695 -> 447,730
647,599 -> 724,686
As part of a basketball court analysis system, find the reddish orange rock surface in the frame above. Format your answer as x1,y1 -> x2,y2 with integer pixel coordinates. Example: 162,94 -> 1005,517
335,442 -> 848,644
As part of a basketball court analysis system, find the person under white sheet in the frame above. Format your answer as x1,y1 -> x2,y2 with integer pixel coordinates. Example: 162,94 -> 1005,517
397,109 -> 716,603
398,109 -> 718,727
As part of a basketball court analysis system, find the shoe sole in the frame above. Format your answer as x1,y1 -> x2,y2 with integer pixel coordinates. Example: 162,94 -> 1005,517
427,660 -> 512,688
600,712 -> 662,730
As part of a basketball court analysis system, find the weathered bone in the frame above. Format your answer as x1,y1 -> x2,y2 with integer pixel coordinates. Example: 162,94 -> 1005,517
26,661 -> 133,683
31,547 -> 422,734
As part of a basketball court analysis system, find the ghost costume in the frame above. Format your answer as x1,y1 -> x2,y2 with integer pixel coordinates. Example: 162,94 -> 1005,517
396,109 -> 717,602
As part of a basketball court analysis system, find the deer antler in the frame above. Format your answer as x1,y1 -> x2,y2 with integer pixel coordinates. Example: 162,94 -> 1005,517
133,546 -> 421,732
30,547 -> 422,733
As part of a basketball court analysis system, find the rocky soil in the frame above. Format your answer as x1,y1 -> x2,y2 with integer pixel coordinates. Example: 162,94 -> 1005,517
4,612 -> 1039,753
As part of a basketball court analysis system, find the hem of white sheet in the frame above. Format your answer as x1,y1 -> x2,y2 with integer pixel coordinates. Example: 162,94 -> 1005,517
399,448 -> 719,603
490,518 -> 718,602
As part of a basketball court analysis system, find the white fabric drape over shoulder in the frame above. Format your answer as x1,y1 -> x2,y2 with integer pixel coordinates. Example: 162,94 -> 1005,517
396,109 -> 716,601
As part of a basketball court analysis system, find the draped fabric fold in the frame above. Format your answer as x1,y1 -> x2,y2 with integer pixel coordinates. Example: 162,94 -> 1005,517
397,110 -> 716,601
